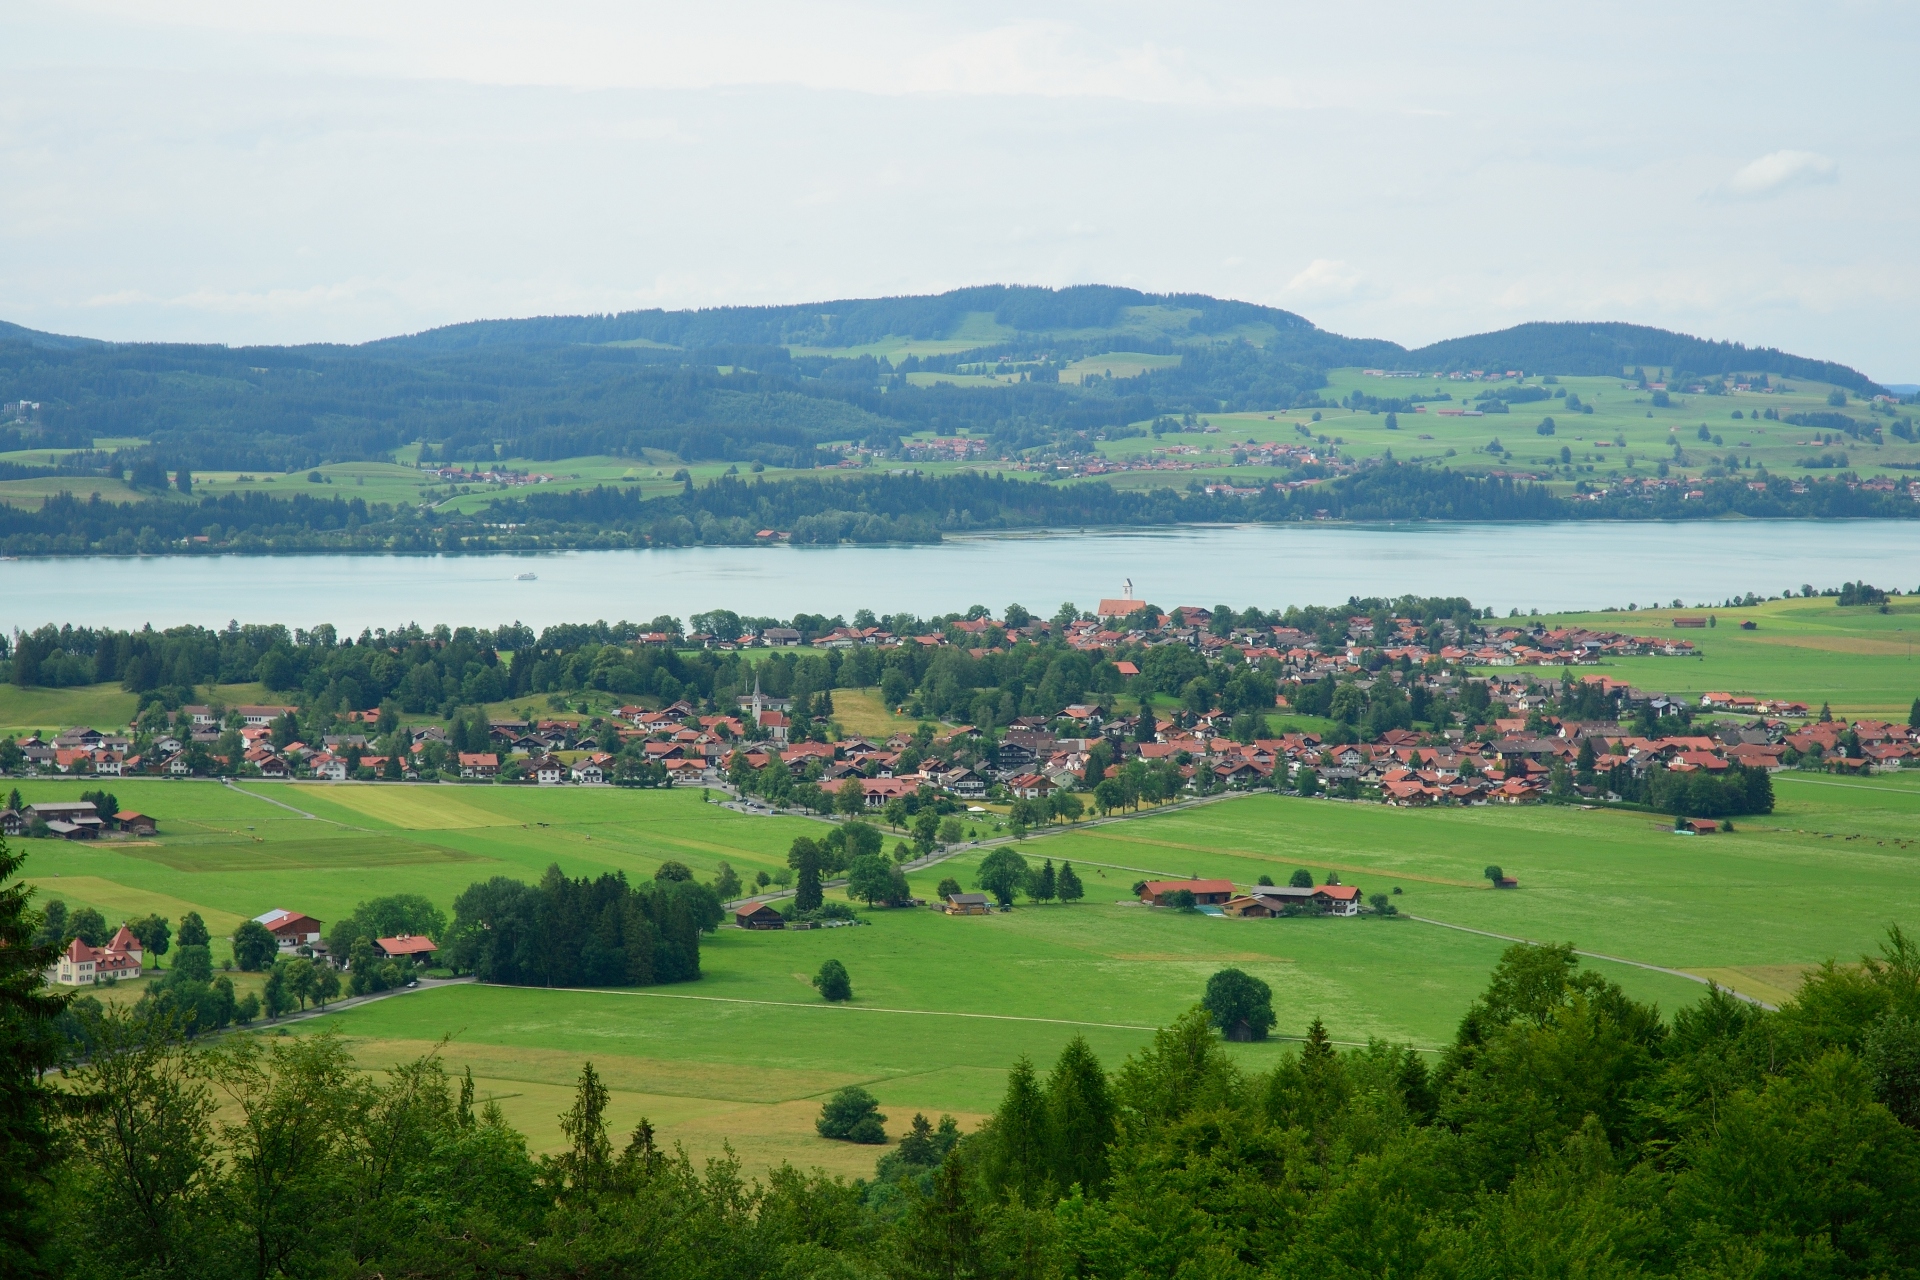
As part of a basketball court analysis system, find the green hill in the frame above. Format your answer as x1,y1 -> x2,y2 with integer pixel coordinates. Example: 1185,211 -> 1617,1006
0,286 -> 1890,491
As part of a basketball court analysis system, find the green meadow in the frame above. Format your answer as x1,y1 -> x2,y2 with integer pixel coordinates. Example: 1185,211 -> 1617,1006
1082,369 -> 1920,495
15,766 -> 1919,1172
1518,595 -> 1920,718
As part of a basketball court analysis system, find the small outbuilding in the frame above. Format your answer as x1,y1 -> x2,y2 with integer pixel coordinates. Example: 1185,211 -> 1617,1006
945,892 -> 993,916
734,903 -> 787,930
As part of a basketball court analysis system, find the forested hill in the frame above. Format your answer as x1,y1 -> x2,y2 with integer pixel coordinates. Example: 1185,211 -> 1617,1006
1408,322 -> 1878,394
367,284 -> 1331,353
0,286 -> 1883,477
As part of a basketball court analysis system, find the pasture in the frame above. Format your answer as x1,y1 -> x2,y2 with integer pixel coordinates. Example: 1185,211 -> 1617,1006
1526,594 -> 1920,717
16,770 -> 1918,1173
1091,368 -> 1919,493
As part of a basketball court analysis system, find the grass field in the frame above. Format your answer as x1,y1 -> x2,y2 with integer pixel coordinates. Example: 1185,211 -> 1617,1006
1090,369 -> 1918,493
15,767 -> 1917,1174
1514,595 -> 1920,717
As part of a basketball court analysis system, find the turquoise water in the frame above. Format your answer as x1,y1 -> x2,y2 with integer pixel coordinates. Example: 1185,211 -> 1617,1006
2,521 -> 1917,631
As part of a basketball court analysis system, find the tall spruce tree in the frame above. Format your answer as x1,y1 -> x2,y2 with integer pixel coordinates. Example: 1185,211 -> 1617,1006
1032,859 -> 1057,904
1056,861 -> 1084,904
985,1057 -> 1051,1204
1046,1036 -> 1115,1196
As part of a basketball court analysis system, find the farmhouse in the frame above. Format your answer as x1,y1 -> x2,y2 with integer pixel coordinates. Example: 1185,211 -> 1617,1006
254,908 -> 325,954
373,934 -> 438,961
1138,878 -> 1235,907
945,892 -> 994,916
1252,883 -> 1362,916
733,903 -> 787,930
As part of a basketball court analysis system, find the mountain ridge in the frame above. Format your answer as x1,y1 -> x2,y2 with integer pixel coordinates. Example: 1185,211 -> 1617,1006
0,285 -> 1883,392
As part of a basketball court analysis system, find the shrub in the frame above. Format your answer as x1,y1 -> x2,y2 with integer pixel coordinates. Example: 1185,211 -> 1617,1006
816,1086 -> 887,1143
935,876 -> 962,900
1164,889 -> 1197,912
813,959 -> 852,1002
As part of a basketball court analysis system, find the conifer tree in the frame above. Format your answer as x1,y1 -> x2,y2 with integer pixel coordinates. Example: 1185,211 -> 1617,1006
1056,861 -> 1084,904
898,1153 -> 980,1278
1032,859 -> 1056,904
1046,1037 -> 1114,1196
557,1062 -> 612,1197
985,1057 -> 1051,1204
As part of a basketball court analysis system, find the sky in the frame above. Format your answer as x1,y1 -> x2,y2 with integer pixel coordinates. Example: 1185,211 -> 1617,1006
2,2 -> 1916,381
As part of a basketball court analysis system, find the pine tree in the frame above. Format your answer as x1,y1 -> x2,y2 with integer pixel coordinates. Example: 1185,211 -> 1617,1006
1045,1037 -> 1114,1196
1910,697 -> 1920,732
0,837 -> 67,1272
898,1153 -> 981,1279
1032,859 -> 1056,904
557,1062 -> 612,1197
1056,861 -> 1084,904
985,1057 -> 1051,1204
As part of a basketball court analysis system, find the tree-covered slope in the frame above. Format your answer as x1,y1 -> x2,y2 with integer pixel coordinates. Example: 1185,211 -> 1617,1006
0,288 -> 1882,479
1408,321 -> 1881,393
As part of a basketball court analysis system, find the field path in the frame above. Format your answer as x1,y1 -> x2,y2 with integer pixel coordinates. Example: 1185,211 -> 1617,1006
1404,914 -> 1778,1010
503,984 -> 1434,1051
227,779 -> 361,827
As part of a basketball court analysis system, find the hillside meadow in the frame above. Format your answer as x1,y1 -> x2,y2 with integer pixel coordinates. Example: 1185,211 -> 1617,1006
1521,594 -> 1920,717
14,769 -> 1918,1171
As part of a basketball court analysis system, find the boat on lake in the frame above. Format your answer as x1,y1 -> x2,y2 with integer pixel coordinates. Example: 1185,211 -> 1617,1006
516,572 -> 537,581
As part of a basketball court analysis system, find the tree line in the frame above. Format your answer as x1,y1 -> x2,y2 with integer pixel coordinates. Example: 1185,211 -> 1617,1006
2,459 -> 1915,557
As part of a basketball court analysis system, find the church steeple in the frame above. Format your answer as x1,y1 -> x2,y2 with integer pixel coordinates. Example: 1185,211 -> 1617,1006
751,670 -> 764,724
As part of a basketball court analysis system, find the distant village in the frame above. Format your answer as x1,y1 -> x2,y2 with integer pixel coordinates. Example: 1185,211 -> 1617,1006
8,586 -> 1915,831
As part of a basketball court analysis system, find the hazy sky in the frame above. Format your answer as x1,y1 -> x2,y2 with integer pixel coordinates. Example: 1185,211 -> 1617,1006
3,2 -> 1916,379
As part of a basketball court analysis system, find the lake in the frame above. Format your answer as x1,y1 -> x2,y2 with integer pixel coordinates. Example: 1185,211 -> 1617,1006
4,521 -> 1918,631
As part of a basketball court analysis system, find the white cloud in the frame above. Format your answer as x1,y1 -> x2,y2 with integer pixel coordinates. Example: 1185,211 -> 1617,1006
1728,150 -> 1837,197
1284,259 -> 1364,303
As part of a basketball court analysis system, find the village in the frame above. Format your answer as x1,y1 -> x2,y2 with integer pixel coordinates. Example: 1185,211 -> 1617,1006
7,587 -> 1915,833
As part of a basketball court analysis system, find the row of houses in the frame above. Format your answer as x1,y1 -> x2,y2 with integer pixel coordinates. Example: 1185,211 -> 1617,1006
1,799 -> 155,840
45,906 -> 436,986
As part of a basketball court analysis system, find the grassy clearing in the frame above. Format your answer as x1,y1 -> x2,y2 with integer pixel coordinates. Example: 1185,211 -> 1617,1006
828,687 -> 926,738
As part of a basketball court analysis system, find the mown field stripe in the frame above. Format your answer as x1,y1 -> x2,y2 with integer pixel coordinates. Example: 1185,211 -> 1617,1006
512,984 -> 1439,1051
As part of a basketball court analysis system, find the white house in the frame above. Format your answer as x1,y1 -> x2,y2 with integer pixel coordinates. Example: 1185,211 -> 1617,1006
51,925 -> 143,985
